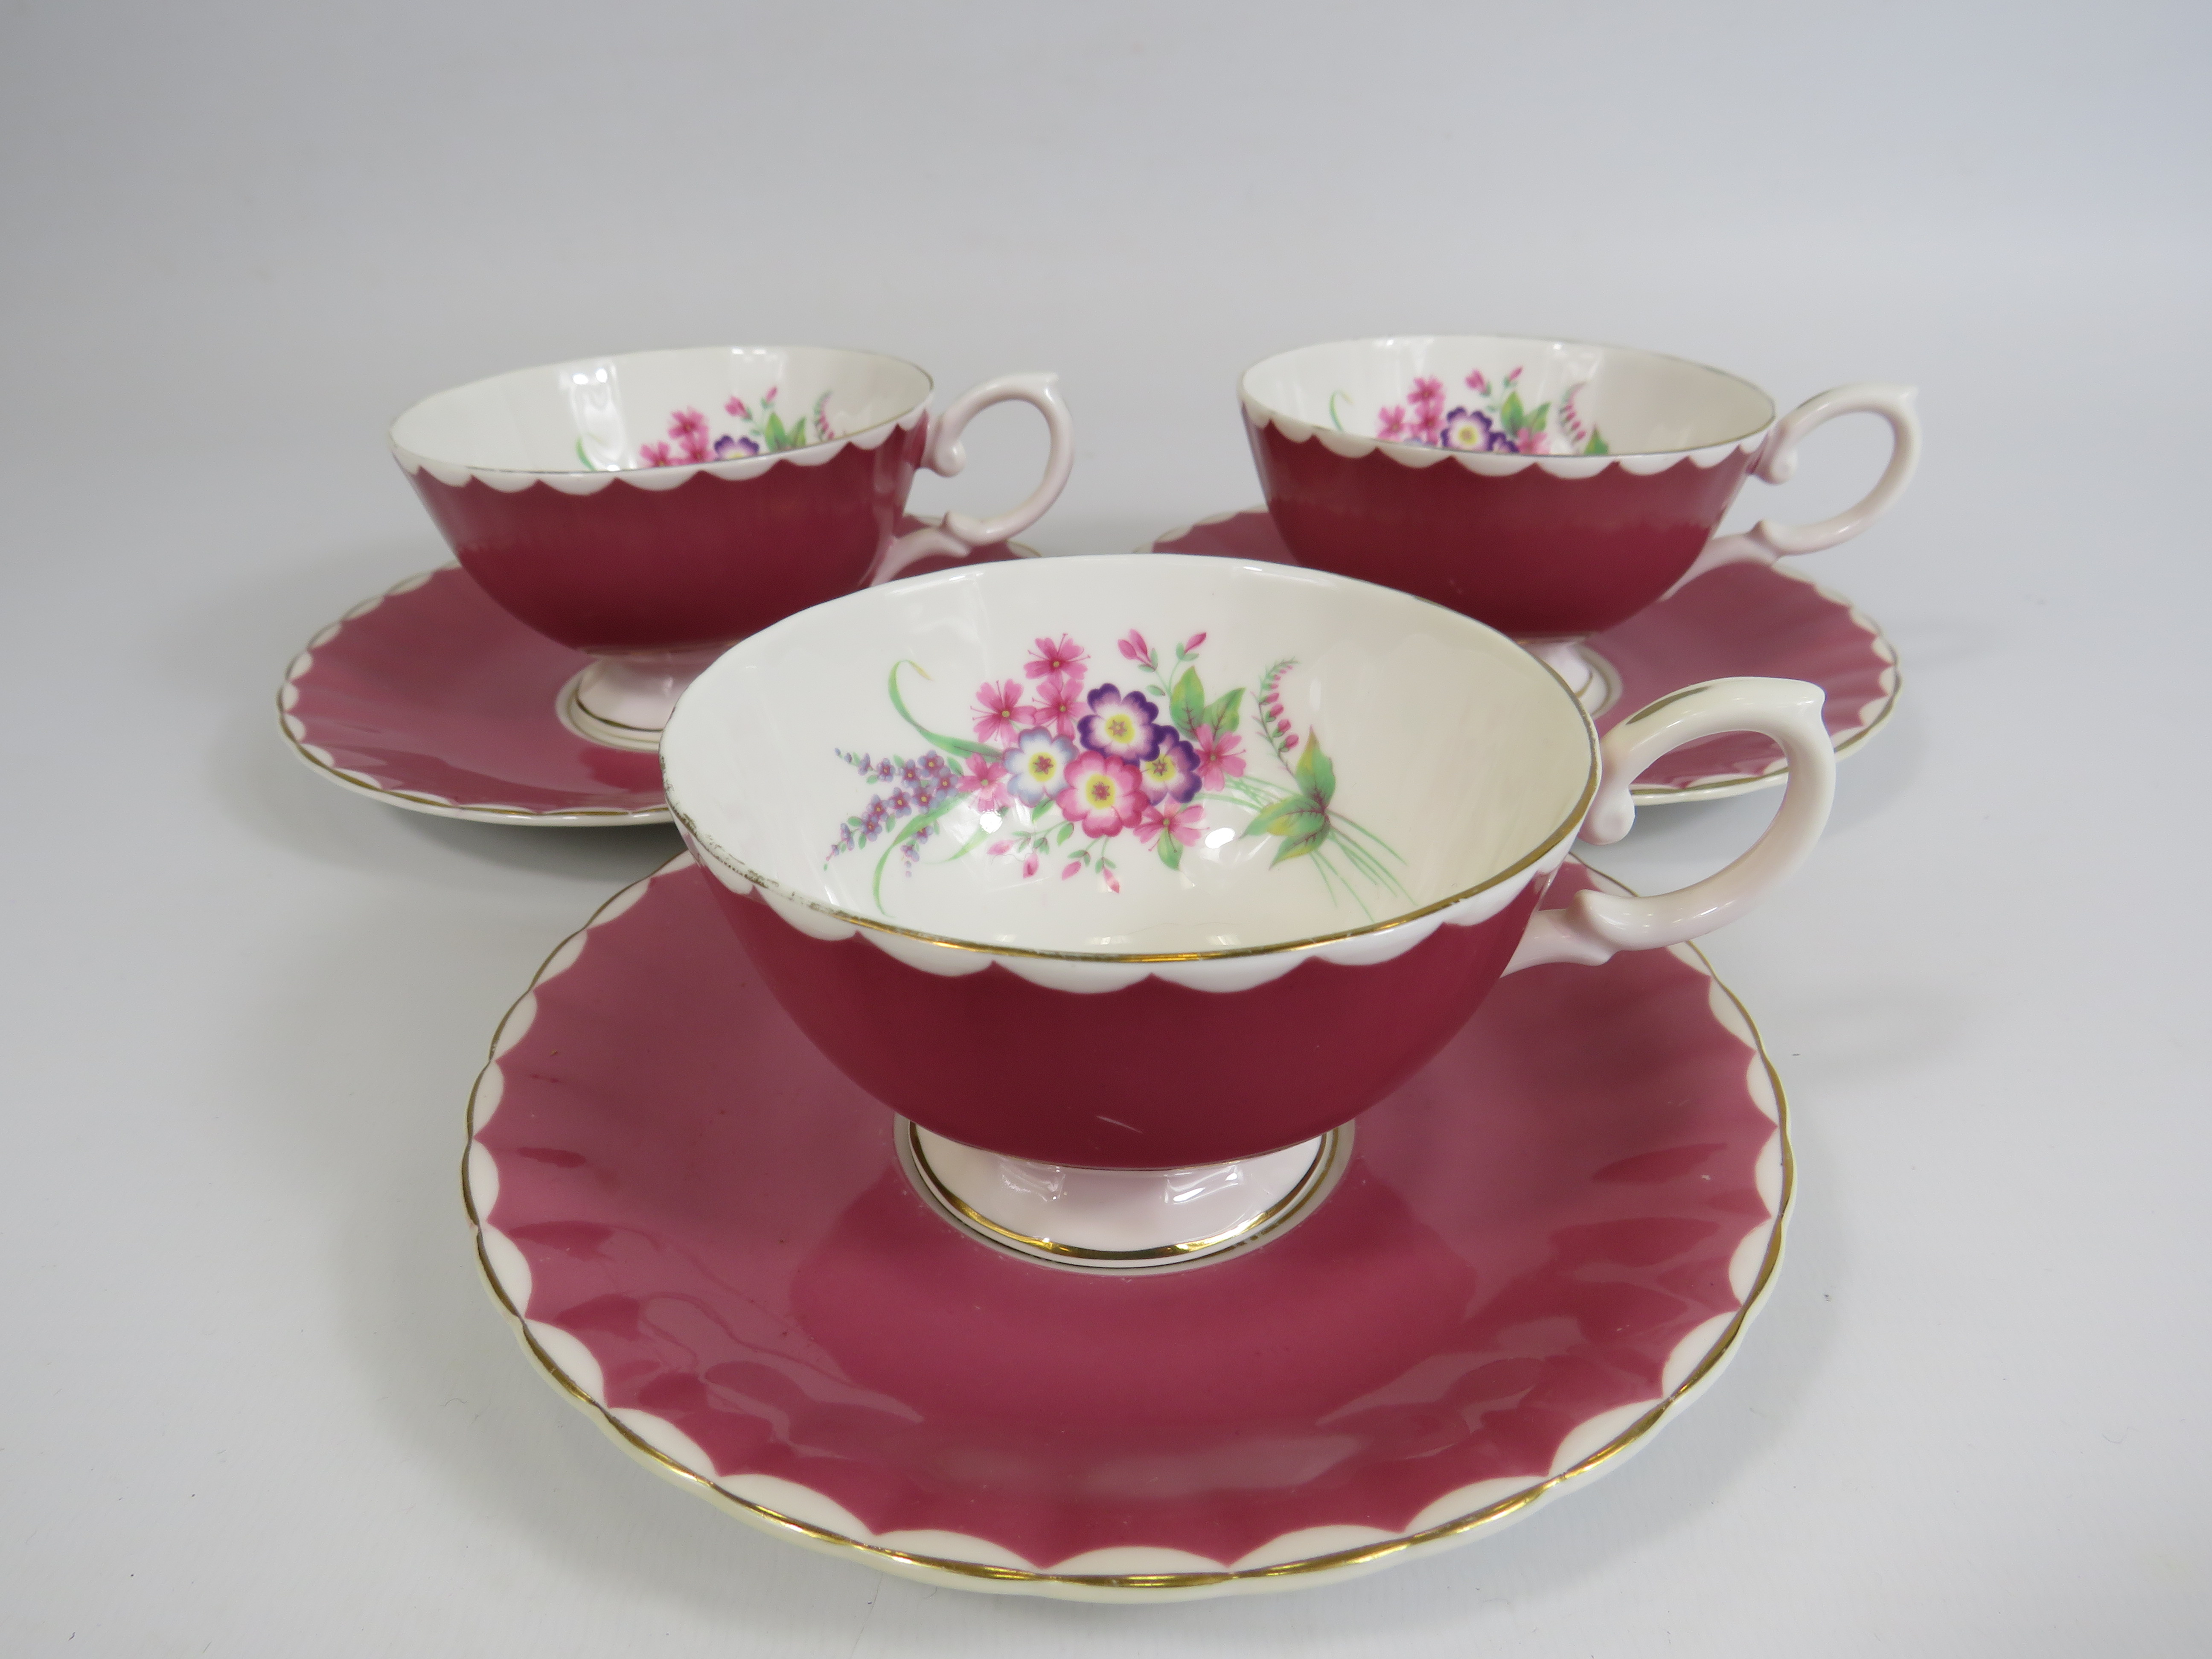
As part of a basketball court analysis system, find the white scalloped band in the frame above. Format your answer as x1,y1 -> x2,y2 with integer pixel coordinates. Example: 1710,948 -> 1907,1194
686,824 -> 1568,992
394,402 -> 924,495
1241,397 -> 1768,477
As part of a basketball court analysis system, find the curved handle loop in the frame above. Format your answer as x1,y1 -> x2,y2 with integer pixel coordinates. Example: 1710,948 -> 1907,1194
1663,382 -> 1921,595
869,373 -> 1075,586
1508,677 -> 1835,972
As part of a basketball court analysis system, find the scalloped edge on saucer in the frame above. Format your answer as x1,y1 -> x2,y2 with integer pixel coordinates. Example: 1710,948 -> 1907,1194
276,568 -> 675,827
461,853 -> 1791,1600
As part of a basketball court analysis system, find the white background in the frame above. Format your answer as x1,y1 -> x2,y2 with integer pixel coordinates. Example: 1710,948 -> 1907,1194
3,2 -> 2206,1652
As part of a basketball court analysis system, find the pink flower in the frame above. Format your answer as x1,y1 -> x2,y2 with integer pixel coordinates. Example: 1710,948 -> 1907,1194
725,396 -> 751,419
1183,632 -> 1207,652
639,442 -> 677,466
1022,850 -> 1039,878
1116,629 -> 1150,664
765,384 -> 779,402
987,840 -> 1012,856
1057,751 -> 1147,838
669,407 -> 709,440
1136,798 -> 1206,851
1505,366 -> 1522,384
1102,864 -> 1120,894
972,679 -> 1035,745
1062,861 -> 1082,880
1409,376 -> 1445,416
1377,405 -> 1409,442
678,430 -> 712,463
1025,634 -> 1088,682
1284,733 -> 1300,750
1190,724 -> 1246,791
1513,427 -> 1550,454
1027,674 -> 1085,741
957,751 -> 1011,812
1466,369 -> 1490,394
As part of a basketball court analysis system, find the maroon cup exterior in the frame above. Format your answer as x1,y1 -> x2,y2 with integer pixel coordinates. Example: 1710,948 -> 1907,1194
703,873 -> 1548,1170
404,425 -> 928,656
1246,419 -> 1758,638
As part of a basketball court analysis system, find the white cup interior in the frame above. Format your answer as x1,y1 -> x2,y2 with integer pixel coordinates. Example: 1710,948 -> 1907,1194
663,556 -> 1596,958
1242,335 -> 1775,458
389,345 -> 933,474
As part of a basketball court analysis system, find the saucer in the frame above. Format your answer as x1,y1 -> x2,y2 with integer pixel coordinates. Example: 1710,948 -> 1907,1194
278,524 -> 1031,826
464,855 -> 1790,1599
1141,508 -> 1898,803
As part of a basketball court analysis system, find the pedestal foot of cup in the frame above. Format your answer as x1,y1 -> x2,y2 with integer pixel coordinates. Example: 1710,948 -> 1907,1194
899,1122 -> 1348,1271
557,649 -> 725,752
1520,637 -> 1621,717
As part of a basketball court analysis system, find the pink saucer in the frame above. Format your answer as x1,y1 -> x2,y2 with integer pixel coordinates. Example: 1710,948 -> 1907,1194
465,856 -> 1790,1599
278,527 -> 1029,826
1143,509 -> 1898,803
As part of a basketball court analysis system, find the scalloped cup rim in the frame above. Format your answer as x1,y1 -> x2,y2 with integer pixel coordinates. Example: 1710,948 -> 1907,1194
662,553 -> 1601,966
388,343 -> 936,483
1240,333 -> 1779,466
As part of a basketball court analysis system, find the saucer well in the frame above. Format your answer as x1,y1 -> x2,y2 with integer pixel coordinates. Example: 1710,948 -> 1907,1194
279,526 -> 1031,826
1141,509 -> 1898,803
463,855 -> 1790,1599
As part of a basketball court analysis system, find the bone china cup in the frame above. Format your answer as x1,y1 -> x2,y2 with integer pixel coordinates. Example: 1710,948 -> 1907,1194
661,554 -> 1836,1262
1242,334 -> 1920,644
389,345 -> 1073,746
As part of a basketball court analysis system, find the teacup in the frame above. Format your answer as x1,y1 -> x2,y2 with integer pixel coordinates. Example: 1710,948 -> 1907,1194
390,345 -> 1073,748
661,554 -> 1835,1266
1241,335 -> 1918,696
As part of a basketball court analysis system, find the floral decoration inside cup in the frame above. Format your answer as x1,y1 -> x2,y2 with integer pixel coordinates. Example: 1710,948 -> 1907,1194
390,346 -> 934,478
1244,336 -> 1775,463
663,556 -> 1593,960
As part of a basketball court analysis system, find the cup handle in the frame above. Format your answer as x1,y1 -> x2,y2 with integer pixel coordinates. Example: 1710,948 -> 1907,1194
1507,677 -> 1835,972
1662,383 -> 1921,597
869,374 -> 1075,586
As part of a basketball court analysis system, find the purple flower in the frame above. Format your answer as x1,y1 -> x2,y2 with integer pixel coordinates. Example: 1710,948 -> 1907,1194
1079,684 -> 1162,761
1136,731 -> 1201,803
1441,407 -> 1496,451
713,434 -> 761,459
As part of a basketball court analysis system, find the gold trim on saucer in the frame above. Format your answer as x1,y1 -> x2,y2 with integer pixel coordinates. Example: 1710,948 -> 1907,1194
459,853 -> 1793,1595
275,566 -> 675,827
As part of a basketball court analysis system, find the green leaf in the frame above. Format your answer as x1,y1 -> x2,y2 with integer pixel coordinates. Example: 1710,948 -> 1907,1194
1293,731 -> 1336,806
1201,687 -> 1243,736
1498,390 -> 1528,434
1056,820 -> 1075,845
1170,667 -> 1207,739
1243,797 -> 1311,838
1525,401 -> 1551,435
1157,836 -> 1183,871
1586,429 -> 1609,456
885,661 -> 989,760
1269,814 -> 1331,865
